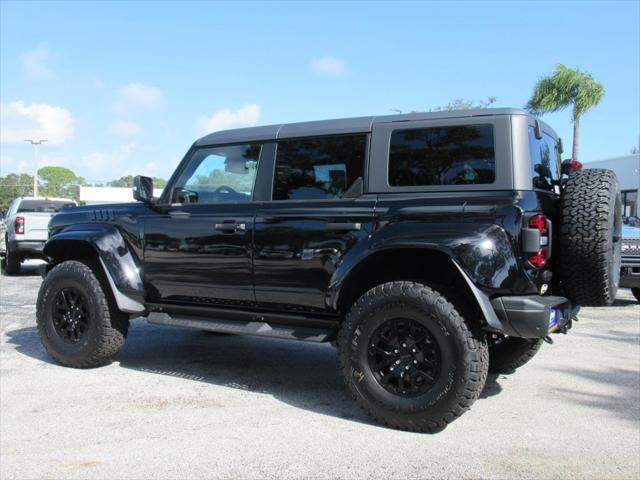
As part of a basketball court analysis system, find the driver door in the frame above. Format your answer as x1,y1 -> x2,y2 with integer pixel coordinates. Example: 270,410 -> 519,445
143,143 -> 262,306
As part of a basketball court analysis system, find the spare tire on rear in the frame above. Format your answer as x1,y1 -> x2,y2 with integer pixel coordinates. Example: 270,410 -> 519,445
559,169 -> 622,306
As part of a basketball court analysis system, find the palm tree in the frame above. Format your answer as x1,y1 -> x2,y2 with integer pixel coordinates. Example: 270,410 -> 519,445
526,64 -> 604,162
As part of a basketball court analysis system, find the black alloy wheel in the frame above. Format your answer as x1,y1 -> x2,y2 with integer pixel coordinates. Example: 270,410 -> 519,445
367,318 -> 441,397
52,287 -> 90,343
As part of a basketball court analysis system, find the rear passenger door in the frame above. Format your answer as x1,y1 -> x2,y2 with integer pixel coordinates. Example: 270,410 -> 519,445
253,134 -> 376,313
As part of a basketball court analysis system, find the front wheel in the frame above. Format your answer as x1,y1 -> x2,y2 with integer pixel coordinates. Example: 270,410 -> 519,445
338,281 -> 488,433
36,260 -> 129,368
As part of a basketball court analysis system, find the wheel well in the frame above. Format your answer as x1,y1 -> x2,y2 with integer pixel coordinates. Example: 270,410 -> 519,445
45,239 -> 99,268
337,248 -> 485,327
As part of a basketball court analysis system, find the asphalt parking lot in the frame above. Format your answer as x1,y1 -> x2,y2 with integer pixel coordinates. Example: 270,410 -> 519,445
1,262 -> 639,480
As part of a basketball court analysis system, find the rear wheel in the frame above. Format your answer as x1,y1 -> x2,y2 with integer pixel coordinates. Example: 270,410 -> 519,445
3,241 -> 21,275
488,335 -> 544,373
559,169 -> 622,306
338,281 -> 488,433
36,260 -> 129,368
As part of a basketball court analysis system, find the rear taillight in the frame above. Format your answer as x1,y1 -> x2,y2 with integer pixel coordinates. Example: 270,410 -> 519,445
527,214 -> 549,268
528,214 -> 548,235
15,216 -> 24,234
529,246 -> 548,268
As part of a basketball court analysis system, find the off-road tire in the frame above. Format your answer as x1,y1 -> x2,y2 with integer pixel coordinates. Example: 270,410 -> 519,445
3,240 -> 21,275
559,169 -> 622,306
36,260 -> 129,368
632,288 -> 640,303
337,281 -> 488,433
488,336 -> 544,373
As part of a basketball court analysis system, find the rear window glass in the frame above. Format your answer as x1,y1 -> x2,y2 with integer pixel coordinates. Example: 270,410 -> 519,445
389,124 -> 496,186
17,200 -> 75,213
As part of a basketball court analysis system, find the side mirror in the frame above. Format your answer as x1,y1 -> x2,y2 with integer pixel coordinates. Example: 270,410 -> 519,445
133,175 -> 154,203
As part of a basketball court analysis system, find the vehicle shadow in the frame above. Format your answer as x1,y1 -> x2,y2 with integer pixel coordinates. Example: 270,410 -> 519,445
479,373 -> 503,398
610,297 -> 638,307
1,262 -> 45,277
6,319 -> 500,428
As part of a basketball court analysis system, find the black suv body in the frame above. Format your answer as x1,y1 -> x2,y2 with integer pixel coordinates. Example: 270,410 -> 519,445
37,108 -> 621,432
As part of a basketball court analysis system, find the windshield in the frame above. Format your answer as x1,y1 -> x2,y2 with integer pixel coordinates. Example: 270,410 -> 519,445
17,199 -> 75,213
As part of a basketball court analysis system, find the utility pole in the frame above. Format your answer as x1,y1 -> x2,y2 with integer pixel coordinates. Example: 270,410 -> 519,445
24,139 -> 47,197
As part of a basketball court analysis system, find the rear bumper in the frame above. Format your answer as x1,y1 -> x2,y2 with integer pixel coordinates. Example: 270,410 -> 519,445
490,295 -> 577,339
8,240 -> 46,258
620,257 -> 640,288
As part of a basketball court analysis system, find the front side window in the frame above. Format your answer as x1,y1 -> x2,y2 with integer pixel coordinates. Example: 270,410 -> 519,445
528,127 -> 561,194
273,134 -> 366,200
389,124 -> 496,186
171,144 -> 260,204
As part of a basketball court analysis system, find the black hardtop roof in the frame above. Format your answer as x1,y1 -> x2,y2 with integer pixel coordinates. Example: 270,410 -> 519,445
195,107 -> 532,146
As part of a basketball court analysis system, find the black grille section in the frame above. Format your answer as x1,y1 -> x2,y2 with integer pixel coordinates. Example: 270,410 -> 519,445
621,238 -> 640,257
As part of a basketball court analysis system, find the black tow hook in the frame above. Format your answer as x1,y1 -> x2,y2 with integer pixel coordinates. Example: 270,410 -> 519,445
544,336 -> 554,344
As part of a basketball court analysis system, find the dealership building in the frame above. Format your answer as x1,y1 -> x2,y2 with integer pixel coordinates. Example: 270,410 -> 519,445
585,153 -> 639,218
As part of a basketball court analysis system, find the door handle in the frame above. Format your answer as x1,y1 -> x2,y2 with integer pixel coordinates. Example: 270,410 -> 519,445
326,222 -> 361,231
215,222 -> 246,232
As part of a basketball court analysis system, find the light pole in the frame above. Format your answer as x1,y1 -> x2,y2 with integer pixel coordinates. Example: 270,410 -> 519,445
24,139 -> 47,197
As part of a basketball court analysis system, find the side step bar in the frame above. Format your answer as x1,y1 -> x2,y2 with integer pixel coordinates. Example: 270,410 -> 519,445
147,312 -> 333,342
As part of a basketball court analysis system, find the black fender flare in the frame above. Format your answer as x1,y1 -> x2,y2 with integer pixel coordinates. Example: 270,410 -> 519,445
43,224 -> 145,313
328,244 -> 504,332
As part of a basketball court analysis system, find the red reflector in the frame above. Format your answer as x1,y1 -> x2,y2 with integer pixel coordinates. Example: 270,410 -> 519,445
528,214 -> 548,235
569,160 -> 583,170
529,247 -> 548,268
15,216 -> 25,234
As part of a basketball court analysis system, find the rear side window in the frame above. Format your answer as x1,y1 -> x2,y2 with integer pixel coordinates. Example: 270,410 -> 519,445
17,200 -> 74,213
388,124 -> 495,186
273,134 -> 366,200
528,127 -> 561,194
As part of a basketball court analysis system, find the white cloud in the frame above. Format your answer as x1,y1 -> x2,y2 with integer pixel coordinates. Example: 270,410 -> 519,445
0,101 -> 74,145
196,104 -> 260,134
81,142 -> 138,176
114,83 -> 164,113
110,120 -> 142,137
311,56 -> 346,76
21,44 -> 55,80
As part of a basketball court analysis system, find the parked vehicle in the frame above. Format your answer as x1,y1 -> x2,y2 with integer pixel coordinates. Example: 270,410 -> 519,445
2,197 -> 76,275
620,221 -> 640,302
36,108 -> 621,432
0,213 -> 6,260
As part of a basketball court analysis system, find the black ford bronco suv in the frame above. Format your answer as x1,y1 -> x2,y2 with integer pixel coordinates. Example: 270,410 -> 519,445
36,108 -> 622,432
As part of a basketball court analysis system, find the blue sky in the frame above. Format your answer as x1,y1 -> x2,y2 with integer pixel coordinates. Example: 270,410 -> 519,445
1,0 -> 638,182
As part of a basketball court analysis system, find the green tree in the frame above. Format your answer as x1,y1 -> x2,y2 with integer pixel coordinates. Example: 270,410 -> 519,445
434,96 -> 497,112
38,166 -> 84,201
108,175 -> 167,188
0,173 -> 34,214
526,64 -> 604,162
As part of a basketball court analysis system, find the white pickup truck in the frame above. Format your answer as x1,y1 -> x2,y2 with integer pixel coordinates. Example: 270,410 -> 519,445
2,197 -> 76,275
